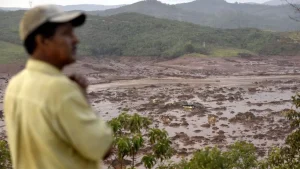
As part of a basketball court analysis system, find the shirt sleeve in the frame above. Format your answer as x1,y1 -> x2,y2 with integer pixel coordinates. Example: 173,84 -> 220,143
56,89 -> 113,161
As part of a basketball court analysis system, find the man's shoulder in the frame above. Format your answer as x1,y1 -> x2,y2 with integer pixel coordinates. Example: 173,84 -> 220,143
49,75 -> 80,95
5,70 -> 26,92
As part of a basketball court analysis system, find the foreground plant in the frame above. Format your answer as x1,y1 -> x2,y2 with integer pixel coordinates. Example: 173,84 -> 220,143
0,140 -> 12,169
259,93 -> 300,169
108,112 -> 173,169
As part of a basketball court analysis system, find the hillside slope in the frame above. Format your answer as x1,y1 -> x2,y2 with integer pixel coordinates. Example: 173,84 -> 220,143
91,0 -> 300,31
0,10 -> 299,60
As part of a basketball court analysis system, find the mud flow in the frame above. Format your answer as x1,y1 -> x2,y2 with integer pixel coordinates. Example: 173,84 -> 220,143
1,56 -> 300,165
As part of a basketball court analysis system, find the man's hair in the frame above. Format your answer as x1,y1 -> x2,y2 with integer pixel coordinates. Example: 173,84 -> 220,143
24,22 -> 61,55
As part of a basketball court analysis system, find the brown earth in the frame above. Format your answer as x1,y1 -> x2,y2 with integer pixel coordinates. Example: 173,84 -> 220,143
1,55 -> 300,168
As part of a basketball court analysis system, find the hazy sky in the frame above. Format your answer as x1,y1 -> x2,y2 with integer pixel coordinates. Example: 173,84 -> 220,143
0,0 -> 271,8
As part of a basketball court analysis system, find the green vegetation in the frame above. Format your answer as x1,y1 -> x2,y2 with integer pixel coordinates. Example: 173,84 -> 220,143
258,93 -> 300,169
0,140 -> 12,169
1,10 -> 300,61
0,41 -> 25,63
76,13 -> 300,57
108,112 -> 173,169
210,48 -> 255,57
158,141 -> 257,169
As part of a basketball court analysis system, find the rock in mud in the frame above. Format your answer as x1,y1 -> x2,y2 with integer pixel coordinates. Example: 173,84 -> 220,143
201,123 -> 211,128
229,112 -> 263,123
169,123 -> 181,127
212,126 -> 219,130
194,130 -> 202,133
253,134 -> 265,139
216,112 -> 223,116
219,117 -> 228,121
220,124 -> 229,128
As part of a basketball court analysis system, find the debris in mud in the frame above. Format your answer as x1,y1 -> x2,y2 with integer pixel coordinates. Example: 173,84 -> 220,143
218,130 -> 225,135
248,88 -> 258,93
211,133 -> 226,144
220,124 -> 229,128
253,134 -> 265,140
219,117 -> 228,121
194,130 -> 201,133
213,107 -> 227,111
170,123 -> 181,127
208,114 -> 218,125
88,91 -> 98,99
201,123 -> 211,128
161,115 -> 176,125
178,94 -> 194,100
212,126 -> 219,130
229,112 -> 263,123
216,112 -> 223,116
111,159 -> 131,169
216,101 -> 223,105
181,120 -> 189,126
212,94 -> 226,101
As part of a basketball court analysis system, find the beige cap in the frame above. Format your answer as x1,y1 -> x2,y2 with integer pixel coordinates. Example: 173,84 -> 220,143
20,4 -> 86,42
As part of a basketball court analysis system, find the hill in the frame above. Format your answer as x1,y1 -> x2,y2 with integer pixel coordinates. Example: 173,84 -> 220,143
90,0 -> 212,25
91,0 -> 300,31
0,10 -> 299,61
264,0 -> 300,6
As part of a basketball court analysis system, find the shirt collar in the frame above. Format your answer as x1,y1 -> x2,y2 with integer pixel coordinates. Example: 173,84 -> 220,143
26,59 -> 62,75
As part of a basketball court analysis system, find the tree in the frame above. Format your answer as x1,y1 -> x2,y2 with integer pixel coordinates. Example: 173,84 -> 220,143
108,112 -> 173,169
225,141 -> 257,169
0,140 -> 12,169
259,93 -> 300,169
158,141 -> 257,169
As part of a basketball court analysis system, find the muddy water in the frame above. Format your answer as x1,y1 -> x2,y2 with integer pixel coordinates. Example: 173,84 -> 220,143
2,55 -> 300,168
89,75 -> 300,90
91,75 -> 299,168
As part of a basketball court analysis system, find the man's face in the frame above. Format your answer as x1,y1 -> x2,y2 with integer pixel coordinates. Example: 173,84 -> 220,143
44,23 -> 79,66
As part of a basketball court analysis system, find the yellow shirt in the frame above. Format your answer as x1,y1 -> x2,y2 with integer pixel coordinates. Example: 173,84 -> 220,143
4,59 -> 113,169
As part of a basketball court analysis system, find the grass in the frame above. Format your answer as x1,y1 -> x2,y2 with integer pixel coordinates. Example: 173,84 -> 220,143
210,48 -> 255,57
0,41 -> 25,64
183,53 -> 208,57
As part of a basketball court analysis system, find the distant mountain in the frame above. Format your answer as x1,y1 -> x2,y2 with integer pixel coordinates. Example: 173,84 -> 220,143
91,0 -> 300,31
91,0 -> 213,25
264,0 -> 300,6
0,4 -> 123,11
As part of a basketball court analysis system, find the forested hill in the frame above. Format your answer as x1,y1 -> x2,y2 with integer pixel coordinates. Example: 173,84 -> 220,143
0,10 -> 300,60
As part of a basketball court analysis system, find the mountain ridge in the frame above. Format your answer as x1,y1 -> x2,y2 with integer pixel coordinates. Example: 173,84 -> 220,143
90,0 -> 300,31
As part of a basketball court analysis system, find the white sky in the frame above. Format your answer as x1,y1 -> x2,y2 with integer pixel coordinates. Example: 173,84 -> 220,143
0,0 -> 271,8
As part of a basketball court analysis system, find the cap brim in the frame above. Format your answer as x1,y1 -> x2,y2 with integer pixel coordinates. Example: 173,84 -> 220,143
49,12 -> 86,27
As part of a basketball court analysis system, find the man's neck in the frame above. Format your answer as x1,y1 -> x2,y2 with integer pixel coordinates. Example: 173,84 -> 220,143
31,53 -> 64,70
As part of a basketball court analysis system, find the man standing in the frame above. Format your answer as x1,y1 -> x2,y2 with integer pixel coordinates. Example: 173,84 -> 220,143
4,5 -> 113,169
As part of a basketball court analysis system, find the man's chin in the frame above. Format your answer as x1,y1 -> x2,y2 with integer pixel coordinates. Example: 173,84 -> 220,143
64,57 -> 76,66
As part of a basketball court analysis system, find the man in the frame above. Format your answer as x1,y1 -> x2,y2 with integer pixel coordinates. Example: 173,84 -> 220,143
4,5 -> 113,169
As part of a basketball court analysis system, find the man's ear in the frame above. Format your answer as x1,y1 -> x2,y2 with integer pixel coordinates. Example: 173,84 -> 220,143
35,34 -> 44,47
35,35 -> 52,47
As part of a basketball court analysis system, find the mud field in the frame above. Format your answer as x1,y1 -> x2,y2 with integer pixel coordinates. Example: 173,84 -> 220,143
1,55 -> 300,166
